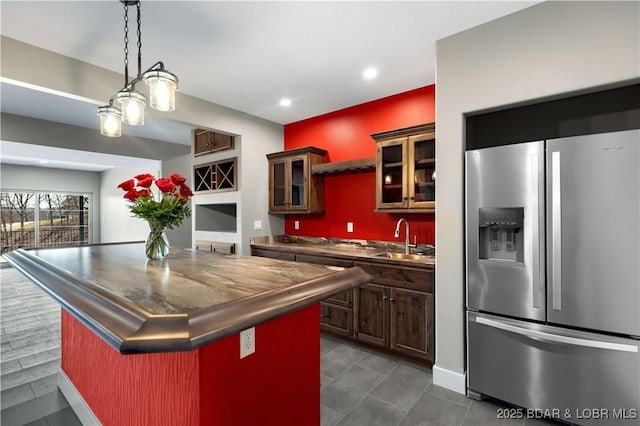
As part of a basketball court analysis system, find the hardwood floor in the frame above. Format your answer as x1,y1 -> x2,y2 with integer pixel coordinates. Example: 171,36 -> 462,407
1,264 -> 556,426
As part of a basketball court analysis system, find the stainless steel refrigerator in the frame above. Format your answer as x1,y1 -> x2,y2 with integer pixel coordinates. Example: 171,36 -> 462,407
465,129 -> 640,425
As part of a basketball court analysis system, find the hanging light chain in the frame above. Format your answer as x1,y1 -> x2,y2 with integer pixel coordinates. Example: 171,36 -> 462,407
123,2 -> 130,85
99,0 -> 178,137
136,1 -> 142,78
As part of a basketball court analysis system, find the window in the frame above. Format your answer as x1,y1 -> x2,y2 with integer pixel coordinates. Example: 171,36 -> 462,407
1,192 -> 90,254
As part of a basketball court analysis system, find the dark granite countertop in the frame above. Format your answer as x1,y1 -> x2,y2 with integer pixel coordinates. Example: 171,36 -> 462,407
5,243 -> 371,354
251,235 -> 436,268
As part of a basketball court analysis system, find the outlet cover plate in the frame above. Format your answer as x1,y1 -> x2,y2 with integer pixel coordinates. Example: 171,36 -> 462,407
240,327 -> 255,359
347,222 -> 354,233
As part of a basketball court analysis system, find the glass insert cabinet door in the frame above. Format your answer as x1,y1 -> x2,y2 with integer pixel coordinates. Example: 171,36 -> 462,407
268,155 -> 310,211
290,157 -> 305,208
271,160 -> 287,209
267,146 -> 326,214
378,139 -> 408,208
409,135 -> 435,207
373,123 -> 436,212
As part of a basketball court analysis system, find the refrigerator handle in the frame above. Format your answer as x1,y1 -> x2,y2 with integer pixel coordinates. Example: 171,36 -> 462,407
530,154 -> 542,309
476,316 -> 638,353
551,151 -> 562,311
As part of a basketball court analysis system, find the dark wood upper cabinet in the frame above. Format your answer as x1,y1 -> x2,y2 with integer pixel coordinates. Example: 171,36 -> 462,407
194,129 -> 234,156
372,123 -> 436,213
267,146 -> 327,214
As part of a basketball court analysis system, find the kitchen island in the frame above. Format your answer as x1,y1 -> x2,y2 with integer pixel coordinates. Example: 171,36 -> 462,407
5,243 -> 371,426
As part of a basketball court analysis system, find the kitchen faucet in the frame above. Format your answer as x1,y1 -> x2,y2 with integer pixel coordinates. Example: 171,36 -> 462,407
394,218 -> 417,254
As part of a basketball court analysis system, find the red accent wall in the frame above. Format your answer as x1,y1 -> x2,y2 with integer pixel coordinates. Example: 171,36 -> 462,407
62,305 -> 320,426
284,85 -> 436,244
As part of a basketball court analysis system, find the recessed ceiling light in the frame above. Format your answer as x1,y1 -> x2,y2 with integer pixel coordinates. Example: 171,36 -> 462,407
280,98 -> 292,107
363,67 -> 377,80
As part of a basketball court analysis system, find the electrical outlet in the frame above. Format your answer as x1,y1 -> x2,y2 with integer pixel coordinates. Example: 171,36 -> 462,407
240,327 -> 255,359
294,220 -> 300,230
347,222 -> 354,233
253,220 -> 262,230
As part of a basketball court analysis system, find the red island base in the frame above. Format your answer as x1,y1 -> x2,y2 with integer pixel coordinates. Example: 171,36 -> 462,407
60,306 -> 321,426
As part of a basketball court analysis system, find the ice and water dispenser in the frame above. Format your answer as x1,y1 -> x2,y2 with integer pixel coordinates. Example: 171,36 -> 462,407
478,207 -> 524,262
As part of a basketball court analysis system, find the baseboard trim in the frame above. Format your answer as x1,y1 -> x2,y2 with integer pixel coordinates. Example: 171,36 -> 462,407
432,364 -> 466,395
58,370 -> 101,426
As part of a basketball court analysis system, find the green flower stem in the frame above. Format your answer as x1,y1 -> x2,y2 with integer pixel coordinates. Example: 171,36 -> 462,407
145,222 -> 170,259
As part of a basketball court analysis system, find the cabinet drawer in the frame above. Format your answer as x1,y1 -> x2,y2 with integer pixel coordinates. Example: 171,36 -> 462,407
354,261 -> 433,292
251,248 -> 295,262
320,303 -> 353,337
295,253 -> 354,268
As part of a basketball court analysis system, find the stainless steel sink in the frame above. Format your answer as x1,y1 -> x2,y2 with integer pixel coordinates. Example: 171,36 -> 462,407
376,252 -> 429,261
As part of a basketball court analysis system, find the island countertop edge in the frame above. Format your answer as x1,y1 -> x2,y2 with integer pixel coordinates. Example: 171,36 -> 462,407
5,248 -> 372,354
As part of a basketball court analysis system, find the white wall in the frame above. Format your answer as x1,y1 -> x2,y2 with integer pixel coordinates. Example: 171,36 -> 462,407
100,166 -> 161,244
0,164 -> 102,242
174,106 -> 284,255
162,154 -> 193,249
434,0 -> 640,393
239,129 -> 286,254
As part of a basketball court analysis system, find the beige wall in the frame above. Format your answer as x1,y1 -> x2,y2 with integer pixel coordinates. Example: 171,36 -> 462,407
434,0 -> 640,393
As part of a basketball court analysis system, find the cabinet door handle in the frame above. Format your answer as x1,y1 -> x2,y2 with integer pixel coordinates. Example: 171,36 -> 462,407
389,297 -> 396,302
383,296 -> 389,300
320,314 -> 328,318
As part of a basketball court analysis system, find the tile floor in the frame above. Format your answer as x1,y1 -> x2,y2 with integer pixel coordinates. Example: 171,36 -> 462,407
1,265 -> 81,426
320,334 -> 555,426
1,264 -> 556,426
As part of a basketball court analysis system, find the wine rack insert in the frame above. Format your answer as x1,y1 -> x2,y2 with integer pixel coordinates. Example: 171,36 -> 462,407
193,157 -> 237,193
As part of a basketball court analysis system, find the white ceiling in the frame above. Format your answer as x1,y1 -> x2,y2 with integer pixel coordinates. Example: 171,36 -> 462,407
0,0 -> 538,169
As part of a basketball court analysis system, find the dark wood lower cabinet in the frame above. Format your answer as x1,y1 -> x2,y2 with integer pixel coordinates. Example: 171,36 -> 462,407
354,284 -> 388,348
355,284 -> 432,362
251,246 -> 434,363
390,288 -> 433,360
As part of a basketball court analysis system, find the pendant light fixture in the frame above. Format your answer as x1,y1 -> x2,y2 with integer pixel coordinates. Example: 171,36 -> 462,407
98,0 -> 178,137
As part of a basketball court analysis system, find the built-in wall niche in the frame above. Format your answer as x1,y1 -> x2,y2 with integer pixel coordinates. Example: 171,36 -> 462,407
195,203 -> 237,232
193,157 -> 237,193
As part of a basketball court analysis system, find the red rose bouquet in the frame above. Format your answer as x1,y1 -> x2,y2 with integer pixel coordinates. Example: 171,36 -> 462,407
118,172 -> 193,259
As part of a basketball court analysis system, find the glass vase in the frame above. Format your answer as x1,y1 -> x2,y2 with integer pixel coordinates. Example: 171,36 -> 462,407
145,223 -> 170,260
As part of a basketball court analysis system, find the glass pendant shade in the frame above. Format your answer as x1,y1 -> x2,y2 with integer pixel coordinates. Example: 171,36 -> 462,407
116,90 -> 147,125
97,105 -> 122,137
98,2 -> 179,136
143,69 -> 178,112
